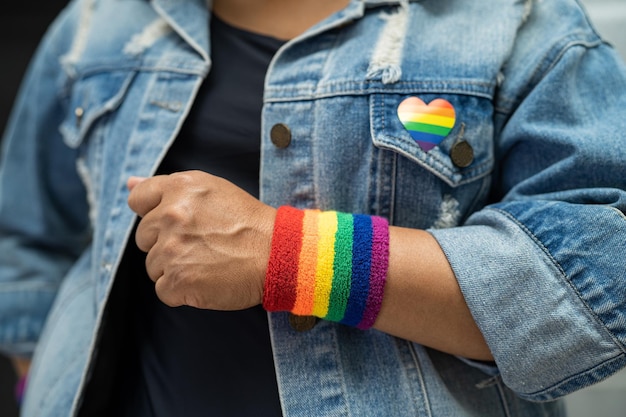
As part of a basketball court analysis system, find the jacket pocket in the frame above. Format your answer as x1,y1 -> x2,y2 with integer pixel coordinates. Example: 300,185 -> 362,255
370,92 -> 494,188
58,71 -> 135,225
60,71 -> 135,149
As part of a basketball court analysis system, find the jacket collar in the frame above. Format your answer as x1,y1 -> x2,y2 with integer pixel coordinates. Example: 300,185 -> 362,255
148,0 -> 413,62
151,0 -> 210,62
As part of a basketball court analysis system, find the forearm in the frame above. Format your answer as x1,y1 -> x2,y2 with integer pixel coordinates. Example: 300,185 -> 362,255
374,226 -> 493,361
128,174 -> 492,360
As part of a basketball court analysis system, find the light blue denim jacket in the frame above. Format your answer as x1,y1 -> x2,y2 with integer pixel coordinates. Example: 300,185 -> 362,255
1,0 -> 626,415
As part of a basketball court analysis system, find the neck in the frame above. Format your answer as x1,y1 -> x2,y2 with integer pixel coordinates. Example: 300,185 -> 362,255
211,0 -> 350,40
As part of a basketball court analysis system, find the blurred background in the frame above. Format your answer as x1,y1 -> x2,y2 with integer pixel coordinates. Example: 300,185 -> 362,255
0,0 -> 624,415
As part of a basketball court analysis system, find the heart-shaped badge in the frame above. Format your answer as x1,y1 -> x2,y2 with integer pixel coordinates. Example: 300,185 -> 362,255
397,97 -> 456,152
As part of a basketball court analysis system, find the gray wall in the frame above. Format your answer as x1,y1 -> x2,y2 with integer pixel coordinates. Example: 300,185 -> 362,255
582,0 -> 626,58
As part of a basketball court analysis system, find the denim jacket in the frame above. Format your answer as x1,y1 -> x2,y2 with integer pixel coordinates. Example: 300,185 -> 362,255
1,0 -> 626,416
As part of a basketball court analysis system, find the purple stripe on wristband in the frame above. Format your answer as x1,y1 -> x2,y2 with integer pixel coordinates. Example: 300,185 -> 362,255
357,216 -> 389,329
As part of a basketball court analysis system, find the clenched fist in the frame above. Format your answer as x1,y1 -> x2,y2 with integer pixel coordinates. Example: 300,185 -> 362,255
127,171 -> 276,310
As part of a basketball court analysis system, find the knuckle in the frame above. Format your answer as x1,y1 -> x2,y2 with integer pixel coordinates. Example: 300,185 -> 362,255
160,210 -> 183,229
169,171 -> 196,187
144,259 -> 161,282
154,277 -> 179,307
135,234 -> 150,252
162,202 -> 191,226
183,294 -> 201,309
134,223 -> 155,252
127,192 -> 139,211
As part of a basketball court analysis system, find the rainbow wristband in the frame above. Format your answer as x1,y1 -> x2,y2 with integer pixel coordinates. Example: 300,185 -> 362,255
263,206 -> 389,330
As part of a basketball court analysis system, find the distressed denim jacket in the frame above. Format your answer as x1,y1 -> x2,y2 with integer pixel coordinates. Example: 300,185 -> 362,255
1,0 -> 626,415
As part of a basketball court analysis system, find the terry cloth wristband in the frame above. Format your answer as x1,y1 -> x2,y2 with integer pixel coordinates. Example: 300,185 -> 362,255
263,206 -> 389,330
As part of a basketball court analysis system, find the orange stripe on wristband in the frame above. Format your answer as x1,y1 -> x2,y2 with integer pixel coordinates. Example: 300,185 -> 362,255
292,209 -> 320,315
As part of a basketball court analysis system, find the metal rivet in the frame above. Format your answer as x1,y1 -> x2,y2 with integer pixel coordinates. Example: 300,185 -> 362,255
450,140 -> 474,168
75,107 -> 84,127
289,314 -> 318,332
270,123 -> 292,148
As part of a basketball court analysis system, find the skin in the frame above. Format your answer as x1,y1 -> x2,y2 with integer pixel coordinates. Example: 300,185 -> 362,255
212,0 -> 352,40
127,172 -> 493,361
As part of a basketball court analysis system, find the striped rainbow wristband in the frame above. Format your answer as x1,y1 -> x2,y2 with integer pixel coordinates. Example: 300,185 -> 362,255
263,206 -> 389,330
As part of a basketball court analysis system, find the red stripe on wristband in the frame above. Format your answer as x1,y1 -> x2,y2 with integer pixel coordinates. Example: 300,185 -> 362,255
263,206 -> 304,311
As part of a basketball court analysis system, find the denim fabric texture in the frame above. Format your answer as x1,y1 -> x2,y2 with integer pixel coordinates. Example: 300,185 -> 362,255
0,0 -> 625,416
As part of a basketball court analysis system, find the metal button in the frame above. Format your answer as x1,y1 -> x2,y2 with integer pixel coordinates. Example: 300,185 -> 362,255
289,314 -> 318,332
75,107 -> 84,128
450,140 -> 474,168
270,123 -> 291,148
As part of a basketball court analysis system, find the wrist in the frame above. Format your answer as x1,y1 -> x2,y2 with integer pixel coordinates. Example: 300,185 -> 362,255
255,204 -> 277,305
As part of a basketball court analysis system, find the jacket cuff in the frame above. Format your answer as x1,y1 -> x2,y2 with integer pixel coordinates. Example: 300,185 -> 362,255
429,207 -> 625,401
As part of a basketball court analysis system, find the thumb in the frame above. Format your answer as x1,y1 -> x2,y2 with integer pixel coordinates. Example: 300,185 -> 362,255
127,176 -> 147,191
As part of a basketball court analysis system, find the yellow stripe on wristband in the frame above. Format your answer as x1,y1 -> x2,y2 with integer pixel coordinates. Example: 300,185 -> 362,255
313,211 -> 338,317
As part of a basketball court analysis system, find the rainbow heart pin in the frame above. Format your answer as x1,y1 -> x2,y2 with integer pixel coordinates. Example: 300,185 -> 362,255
397,97 -> 456,152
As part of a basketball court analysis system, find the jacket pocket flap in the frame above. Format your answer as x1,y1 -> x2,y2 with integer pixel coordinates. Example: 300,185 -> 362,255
60,71 -> 135,148
370,93 -> 494,187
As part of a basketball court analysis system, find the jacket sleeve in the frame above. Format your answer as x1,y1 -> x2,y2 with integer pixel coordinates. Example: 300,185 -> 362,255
430,10 -> 626,402
0,2 -> 90,357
